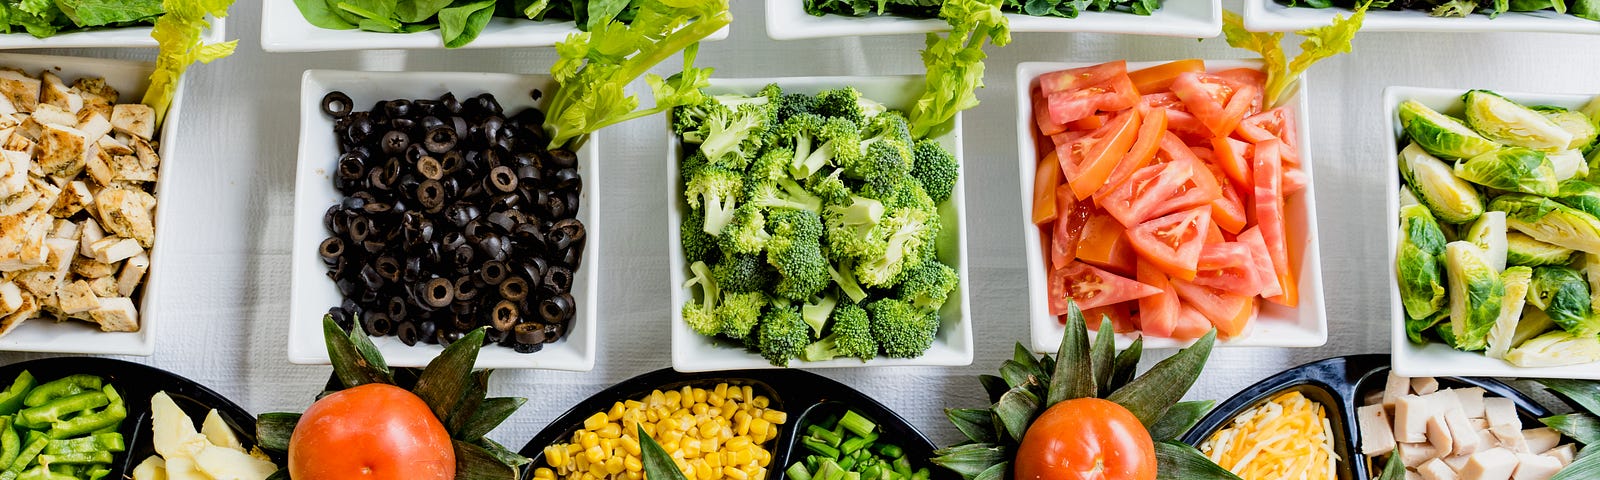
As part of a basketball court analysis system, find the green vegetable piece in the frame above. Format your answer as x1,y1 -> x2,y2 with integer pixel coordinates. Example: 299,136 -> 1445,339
1406,310 -> 1448,346
839,410 -> 877,438
1445,241 -> 1504,352
1154,440 -> 1243,480
44,386 -> 124,440
1491,193 -> 1600,254
0,373 -> 35,416
1400,143 -> 1484,223
1488,266 -> 1533,360
7,437 -> 44,474
17,392 -> 108,428
34,451 -> 111,466
1529,266 -> 1598,335
1464,90 -> 1574,151
21,376 -> 100,409
1399,100 -> 1499,159
1462,211 -> 1509,272
1507,330 -> 1600,367
13,465 -> 71,480
44,433 -> 123,455
1454,147 -> 1558,196
0,418 -> 17,468
1540,109 -> 1599,152
1398,204 -> 1449,319
1558,180 -> 1600,219
1507,231 -> 1576,267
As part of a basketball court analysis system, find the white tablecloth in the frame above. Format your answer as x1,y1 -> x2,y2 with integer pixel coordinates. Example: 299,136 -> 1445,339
1,0 -> 1595,452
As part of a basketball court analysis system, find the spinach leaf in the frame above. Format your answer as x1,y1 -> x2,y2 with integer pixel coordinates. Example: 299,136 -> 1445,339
53,0 -> 163,27
440,0 -> 495,48
585,0 -> 629,29
396,0 -> 453,23
293,0 -> 356,29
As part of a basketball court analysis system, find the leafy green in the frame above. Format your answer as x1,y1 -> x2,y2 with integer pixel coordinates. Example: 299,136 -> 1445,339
906,0 -> 1011,140
803,0 -> 1164,18
543,0 -> 730,150
1222,2 -> 1370,107
292,0 -> 650,47
0,0 -> 163,37
142,0 -> 237,130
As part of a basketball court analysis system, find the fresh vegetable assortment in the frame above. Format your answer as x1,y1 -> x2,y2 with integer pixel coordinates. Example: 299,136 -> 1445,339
802,0 -> 1163,18
1274,0 -> 1600,22
291,0 -> 649,48
1028,58 -> 1305,341
1358,373 -> 1577,480
673,84 -> 961,366
0,0 -> 165,38
1392,92 -> 1600,368
785,409 -> 931,480
0,372 -> 126,480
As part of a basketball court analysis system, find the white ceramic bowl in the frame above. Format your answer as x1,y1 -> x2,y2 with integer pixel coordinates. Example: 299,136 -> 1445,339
0,52 -> 188,356
1385,86 -> 1600,380
765,0 -> 1221,40
1017,60 -> 1328,354
261,2 -> 727,52
290,70 -> 598,370
667,76 -> 973,372
1243,0 -> 1600,33
0,17 -> 224,49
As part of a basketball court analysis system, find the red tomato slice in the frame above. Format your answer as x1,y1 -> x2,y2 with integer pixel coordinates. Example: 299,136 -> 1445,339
1033,152 -> 1062,225
1254,139 -> 1297,307
1048,261 -> 1162,315
1171,279 -> 1255,338
1149,136 -> 1224,220
1197,242 -> 1249,269
1204,221 -> 1225,245
1129,59 -> 1206,95
1192,242 -> 1267,297
1067,114 -> 1107,132
1100,135 -> 1217,229
1237,107 -> 1301,166
1127,206 -> 1212,282
1205,163 -> 1248,234
1059,109 -> 1142,200
1052,130 -> 1090,147
1170,72 -> 1256,138
1080,302 -> 1137,333
1164,110 -> 1212,145
1094,107 -> 1168,201
1170,304 -> 1213,340
1283,168 -> 1309,197
1046,73 -> 1140,125
1210,136 -> 1253,188
1039,60 -> 1128,95
1033,90 -> 1068,137
1213,67 -> 1266,90
1141,92 -> 1184,110
1237,226 -> 1284,298
1076,211 -> 1136,276
1135,261 -> 1179,338
1052,184 -> 1092,271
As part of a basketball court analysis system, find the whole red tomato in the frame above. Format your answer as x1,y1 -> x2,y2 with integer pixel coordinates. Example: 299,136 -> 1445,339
1014,398 -> 1157,480
289,383 -> 455,480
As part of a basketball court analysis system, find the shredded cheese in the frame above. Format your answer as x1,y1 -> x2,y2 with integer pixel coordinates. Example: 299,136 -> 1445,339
1198,392 -> 1340,480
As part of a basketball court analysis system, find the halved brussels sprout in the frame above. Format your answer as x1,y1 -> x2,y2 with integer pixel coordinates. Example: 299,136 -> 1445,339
1487,266 -> 1533,360
1401,143 -> 1485,224
1505,330 -> 1600,368
1506,231 -> 1575,267
1399,205 -> 1449,319
1463,211 -> 1508,272
1454,147 -> 1558,196
1548,150 -> 1589,182
1528,266 -> 1597,335
1400,185 -> 1421,208
1538,110 -> 1598,152
1463,90 -> 1574,151
1490,193 -> 1600,254
1407,310 -> 1447,345
1445,241 -> 1506,352
1514,305 -> 1558,348
1583,95 -> 1600,128
1400,99 -> 1500,160
1556,179 -> 1600,218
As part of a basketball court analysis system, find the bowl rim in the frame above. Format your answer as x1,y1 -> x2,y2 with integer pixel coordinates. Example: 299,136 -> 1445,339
1383,85 -> 1600,380
1242,0 -> 1600,33
286,68 -> 599,371
762,0 -> 1223,40
665,74 -> 974,372
1015,59 -> 1329,354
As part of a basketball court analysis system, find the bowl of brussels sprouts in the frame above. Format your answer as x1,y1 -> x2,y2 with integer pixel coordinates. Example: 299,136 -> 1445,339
1386,85 -> 1600,380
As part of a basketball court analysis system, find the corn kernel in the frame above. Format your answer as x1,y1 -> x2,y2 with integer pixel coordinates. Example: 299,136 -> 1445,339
723,466 -> 749,480
693,403 -> 709,416
625,456 -> 643,473
665,390 -> 682,407
535,468 -> 556,480
581,433 -> 600,450
626,471 -> 642,480
607,402 -> 626,421
599,422 -> 622,439
750,418 -> 769,439
584,445 -> 604,464
760,410 -> 786,424
752,396 -> 768,409
742,386 -> 753,402
584,412 -> 609,431
693,388 -> 708,403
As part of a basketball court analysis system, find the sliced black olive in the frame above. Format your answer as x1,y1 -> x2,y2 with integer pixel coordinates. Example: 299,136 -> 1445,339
384,99 -> 412,119
417,319 -> 438,344
539,293 -> 574,323
318,237 -> 344,266
543,266 -> 573,294
453,276 -> 479,302
322,91 -> 354,118
514,322 -> 546,345
362,312 -> 393,337
375,256 -> 402,283
480,261 -> 508,285
491,300 -> 518,332
425,126 -> 458,153
487,166 -> 517,193
387,296 -> 408,321
381,130 -> 410,155
422,277 -> 454,308
396,321 -> 420,346
499,276 -> 529,302
548,149 -> 577,169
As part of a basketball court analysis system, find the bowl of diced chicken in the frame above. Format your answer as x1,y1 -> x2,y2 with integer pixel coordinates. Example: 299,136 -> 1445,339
0,53 -> 183,356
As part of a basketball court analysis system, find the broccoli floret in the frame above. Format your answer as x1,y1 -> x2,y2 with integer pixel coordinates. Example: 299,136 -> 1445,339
713,252 -> 771,294
802,302 -> 877,362
844,113 -> 913,182
767,210 -> 830,301
719,205 -> 770,255
685,167 -> 744,235
910,139 -> 958,205
757,304 -> 810,366
769,208 -> 824,244
898,262 -> 958,313
776,93 -> 819,122
698,103 -> 772,169
746,146 -> 792,186
823,196 -> 887,261
796,117 -> 861,179
718,291 -> 767,341
747,177 -> 823,213
801,293 -> 839,337
827,260 -> 870,304
806,168 -> 852,206
867,298 -> 937,358
855,207 -> 935,288
681,208 -> 720,264
672,97 -> 722,144
682,261 -> 722,336
814,87 -> 884,126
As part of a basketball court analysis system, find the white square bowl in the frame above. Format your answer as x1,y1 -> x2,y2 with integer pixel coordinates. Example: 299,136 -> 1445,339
289,69 -> 598,371
1385,86 -> 1600,380
1017,60 -> 1328,354
1243,0 -> 1600,33
0,52 -> 188,356
261,2 -> 727,52
0,17 -> 224,50
667,76 -> 973,372
765,0 -> 1221,40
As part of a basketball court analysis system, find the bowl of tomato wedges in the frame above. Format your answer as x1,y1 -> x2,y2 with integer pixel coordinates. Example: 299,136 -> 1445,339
1016,58 -> 1328,353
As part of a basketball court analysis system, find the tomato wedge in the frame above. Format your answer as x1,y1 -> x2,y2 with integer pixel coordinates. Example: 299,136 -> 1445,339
1149,136 -> 1223,220
1033,90 -> 1068,137
1204,220 -> 1225,245
1192,242 -> 1267,297
1045,68 -> 1140,125
1171,304 -> 1213,340
1033,151 -> 1062,225
1080,302 -> 1137,333
1076,211 -> 1136,275
1129,59 -> 1206,95
1135,260 -> 1180,338
1039,60 -> 1128,94
1237,226 -> 1284,298
1052,184 -> 1091,271
1100,136 -> 1217,228
1213,68 -> 1266,91
1171,279 -> 1256,338
1206,163 -> 1248,234
1067,114 -> 1107,132
1237,107 -> 1301,166
1209,136 -> 1253,188
1254,139 -> 1297,307
1094,107 -> 1168,201
1171,72 -> 1257,138
1283,168 -> 1309,196
1059,108 -> 1142,200
1127,206 -> 1212,282
1048,261 -> 1162,315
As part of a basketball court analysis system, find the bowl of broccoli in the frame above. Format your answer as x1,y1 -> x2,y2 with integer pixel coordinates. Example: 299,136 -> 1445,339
666,76 -> 972,372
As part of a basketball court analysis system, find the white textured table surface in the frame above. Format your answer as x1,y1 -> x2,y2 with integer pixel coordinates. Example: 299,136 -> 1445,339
1,0 -> 1596,452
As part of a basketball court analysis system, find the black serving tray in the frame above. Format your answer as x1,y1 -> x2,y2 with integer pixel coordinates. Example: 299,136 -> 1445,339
518,368 -> 953,480
1179,354 -> 1551,480
0,357 -> 272,477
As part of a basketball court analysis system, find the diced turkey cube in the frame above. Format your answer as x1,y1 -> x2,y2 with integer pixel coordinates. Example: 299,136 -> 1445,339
0,69 -> 41,113
110,104 -> 154,141
1361,404 -> 1398,456
71,78 -> 116,108
1545,444 -> 1575,466
87,296 -> 136,332
1522,428 -> 1559,454
1401,442 -> 1440,468
1445,454 -> 1471,471
1484,398 -> 1519,430
0,282 -> 21,316
77,218 -> 102,258
37,124 -> 89,178
70,257 -> 116,278
1428,415 -> 1455,456
1418,458 -> 1459,480
1492,425 -> 1530,453
54,280 -> 95,315
0,292 -> 36,337
1413,377 -> 1441,395
1460,448 -> 1519,480
38,72 -> 80,114
116,252 -> 147,297
131,136 -> 158,170
90,237 -> 141,264
1445,408 -> 1483,456
1385,371 -> 1413,410
1511,453 -> 1561,480
95,188 -> 153,247
47,180 -> 92,218
1454,388 -> 1487,419
96,135 -> 131,156
50,218 -> 78,240
86,275 -> 116,298
1397,395 -> 1434,443
30,104 -> 76,127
